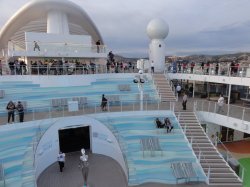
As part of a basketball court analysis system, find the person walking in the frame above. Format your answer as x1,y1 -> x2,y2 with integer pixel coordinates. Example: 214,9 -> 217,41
217,94 -> 224,113
96,40 -> 101,53
101,94 -> 108,111
33,41 -> 40,51
176,84 -> 181,96
151,60 -> 154,73
79,149 -> 89,186
182,92 -> 188,110
6,101 -> 15,123
57,151 -> 65,172
16,101 -> 24,122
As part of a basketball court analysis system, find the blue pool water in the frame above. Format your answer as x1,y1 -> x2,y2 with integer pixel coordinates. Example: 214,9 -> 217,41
95,113 -> 207,185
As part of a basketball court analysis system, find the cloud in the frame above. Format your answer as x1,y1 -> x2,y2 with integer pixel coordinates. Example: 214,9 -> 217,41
0,0 -> 250,57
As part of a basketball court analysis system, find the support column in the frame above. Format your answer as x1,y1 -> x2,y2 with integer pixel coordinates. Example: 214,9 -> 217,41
227,84 -> 232,116
47,10 -> 69,34
193,81 -> 195,98
227,84 -> 232,105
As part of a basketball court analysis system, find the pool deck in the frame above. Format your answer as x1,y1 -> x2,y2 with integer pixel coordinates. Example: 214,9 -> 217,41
2,97 -> 248,187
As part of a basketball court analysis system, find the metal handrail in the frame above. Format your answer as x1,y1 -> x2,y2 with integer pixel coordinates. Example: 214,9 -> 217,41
180,119 -> 211,184
0,99 -> 172,126
166,63 -> 250,78
215,137 -> 246,181
1,63 -> 139,76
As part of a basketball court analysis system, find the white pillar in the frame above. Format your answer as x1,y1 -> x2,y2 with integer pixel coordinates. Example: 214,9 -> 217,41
149,39 -> 166,73
47,10 -> 69,34
193,81 -> 195,98
139,85 -> 143,111
147,18 -> 169,73
228,84 -> 231,105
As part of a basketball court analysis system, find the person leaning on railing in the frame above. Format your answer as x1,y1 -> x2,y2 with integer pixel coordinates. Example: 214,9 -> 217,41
16,101 -> 24,123
6,101 -> 15,124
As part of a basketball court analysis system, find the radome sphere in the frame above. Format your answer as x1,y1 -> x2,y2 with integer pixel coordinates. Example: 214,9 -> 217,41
147,18 -> 169,40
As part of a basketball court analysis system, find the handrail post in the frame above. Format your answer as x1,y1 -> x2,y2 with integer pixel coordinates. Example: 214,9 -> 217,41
49,107 -> 51,119
215,137 -> 218,147
198,150 -> 201,162
214,102 -> 217,113
32,109 -> 35,120
241,167 -> 245,181
241,108 -> 245,124
108,102 -> 110,112
207,167 -> 210,184
120,101 -> 123,112
226,151 -> 229,162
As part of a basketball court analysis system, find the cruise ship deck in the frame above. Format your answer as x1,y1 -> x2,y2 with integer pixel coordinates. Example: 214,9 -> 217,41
0,0 -> 249,186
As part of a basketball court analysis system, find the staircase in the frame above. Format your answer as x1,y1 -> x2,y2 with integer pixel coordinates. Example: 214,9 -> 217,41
175,111 -> 242,187
152,74 -> 176,102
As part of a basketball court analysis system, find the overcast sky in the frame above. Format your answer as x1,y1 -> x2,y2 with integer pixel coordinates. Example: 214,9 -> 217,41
0,0 -> 250,57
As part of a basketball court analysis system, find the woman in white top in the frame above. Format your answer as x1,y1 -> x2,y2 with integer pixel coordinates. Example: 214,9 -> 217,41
57,151 -> 65,172
182,92 -> 188,110
217,94 -> 224,113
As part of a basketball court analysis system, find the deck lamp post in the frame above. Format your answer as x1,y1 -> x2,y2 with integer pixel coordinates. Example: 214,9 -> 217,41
133,69 -> 145,111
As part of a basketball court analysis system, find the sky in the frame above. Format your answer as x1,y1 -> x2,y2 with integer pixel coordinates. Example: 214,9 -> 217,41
0,0 -> 250,57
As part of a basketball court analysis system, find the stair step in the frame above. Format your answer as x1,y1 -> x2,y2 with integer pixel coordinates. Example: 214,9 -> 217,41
204,168 -> 233,173
200,159 -> 225,163
208,183 -> 242,187
210,173 -> 237,178
201,163 -> 229,168
209,178 -> 241,184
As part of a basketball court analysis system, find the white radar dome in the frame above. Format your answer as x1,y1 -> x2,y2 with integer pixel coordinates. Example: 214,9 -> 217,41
147,18 -> 169,40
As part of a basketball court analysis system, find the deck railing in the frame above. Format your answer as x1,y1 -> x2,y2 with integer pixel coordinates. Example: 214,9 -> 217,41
166,63 -> 250,78
215,136 -> 245,182
177,113 -> 210,184
0,64 -> 138,76
8,40 -> 107,54
0,100 -> 175,126
194,100 -> 250,128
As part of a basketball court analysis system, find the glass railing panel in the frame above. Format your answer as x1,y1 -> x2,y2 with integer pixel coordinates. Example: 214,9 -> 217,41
243,108 -> 250,122
207,101 -> 216,113
146,101 -> 160,111
31,107 -> 51,121
228,105 -> 244,120
195,100 -> 204,111
0,114 -> 6,126
50,107 -> 64,119
9,41 -> 107,54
